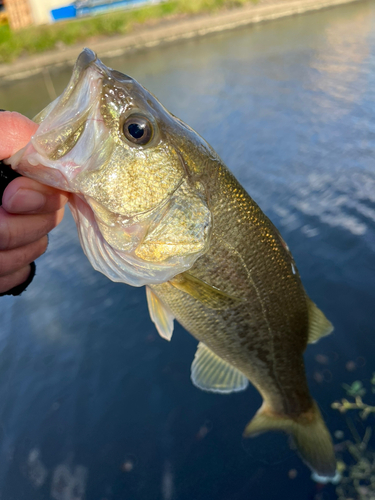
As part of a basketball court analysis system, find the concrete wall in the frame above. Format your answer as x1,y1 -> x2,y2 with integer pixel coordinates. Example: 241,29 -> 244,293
28,0 -> 67,24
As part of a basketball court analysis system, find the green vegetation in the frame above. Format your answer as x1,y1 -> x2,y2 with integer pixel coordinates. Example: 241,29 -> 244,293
0,0 -> 256,64
332,375 -> 375,499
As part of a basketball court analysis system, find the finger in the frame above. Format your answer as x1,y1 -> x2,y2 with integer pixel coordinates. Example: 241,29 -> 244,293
0,111 -> 38,159
0,265 -> 31,294
0,236 -> 48,277
2,177 -> 69,215
0,206 -> 64,251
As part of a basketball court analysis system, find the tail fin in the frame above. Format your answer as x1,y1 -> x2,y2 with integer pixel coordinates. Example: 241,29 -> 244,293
243,401 -> 336,478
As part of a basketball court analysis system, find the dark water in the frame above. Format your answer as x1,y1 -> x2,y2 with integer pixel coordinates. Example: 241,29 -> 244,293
1,1 -> 375,499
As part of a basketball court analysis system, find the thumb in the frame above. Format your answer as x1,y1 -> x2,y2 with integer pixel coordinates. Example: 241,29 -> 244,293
0,111 -> 38,159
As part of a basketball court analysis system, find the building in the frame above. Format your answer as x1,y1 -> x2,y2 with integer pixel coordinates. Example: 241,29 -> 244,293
4,0 -> 73,29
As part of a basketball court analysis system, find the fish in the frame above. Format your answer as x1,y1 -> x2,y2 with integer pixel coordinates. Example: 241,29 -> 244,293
8,48 -> 336,478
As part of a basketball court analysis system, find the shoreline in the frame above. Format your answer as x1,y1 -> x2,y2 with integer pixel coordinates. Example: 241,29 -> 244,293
0,0 -> 363,81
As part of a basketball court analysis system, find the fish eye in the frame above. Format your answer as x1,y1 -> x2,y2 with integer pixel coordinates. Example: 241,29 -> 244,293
122,114 -> 153,146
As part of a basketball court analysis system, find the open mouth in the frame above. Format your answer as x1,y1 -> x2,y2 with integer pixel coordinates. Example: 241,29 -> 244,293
6,49 -> 111,192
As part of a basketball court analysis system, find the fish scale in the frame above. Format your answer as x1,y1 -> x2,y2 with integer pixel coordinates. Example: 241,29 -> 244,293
8,48 -> 336,480
151,165 -> 311,416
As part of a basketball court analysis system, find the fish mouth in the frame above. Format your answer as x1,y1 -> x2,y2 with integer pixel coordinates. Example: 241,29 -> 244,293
8,49 -> 113,190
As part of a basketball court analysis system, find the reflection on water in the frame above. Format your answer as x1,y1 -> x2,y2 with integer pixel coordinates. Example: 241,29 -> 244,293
309,6 -> 371,113
1,1 -> 375,499
277,170 -> 375,237
26,447 -> 88,500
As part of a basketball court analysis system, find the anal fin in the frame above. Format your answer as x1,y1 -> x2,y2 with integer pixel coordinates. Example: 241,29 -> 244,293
307,298 -> 333,344
191,342 -> 248,393
146,286 -> 174,341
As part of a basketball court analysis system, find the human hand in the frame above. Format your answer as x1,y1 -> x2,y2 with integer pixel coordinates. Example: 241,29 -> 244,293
0,111 -> 69,295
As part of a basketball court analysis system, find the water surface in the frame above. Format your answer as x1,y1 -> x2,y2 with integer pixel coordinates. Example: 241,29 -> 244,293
1,2 -> 375,499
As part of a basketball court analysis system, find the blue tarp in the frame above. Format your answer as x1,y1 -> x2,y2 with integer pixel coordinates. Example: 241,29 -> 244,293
51,0 -> 160,21
51,5 -> 77,20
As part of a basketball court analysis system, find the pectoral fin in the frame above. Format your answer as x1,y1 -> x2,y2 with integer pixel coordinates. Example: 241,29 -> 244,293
146,286 -> 174,341
307,298 -> 333,344
191,342 -> 248,393
170,273 -> 242,310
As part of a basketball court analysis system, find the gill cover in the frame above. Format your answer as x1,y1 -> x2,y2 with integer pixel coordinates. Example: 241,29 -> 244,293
8,49 -> 213,286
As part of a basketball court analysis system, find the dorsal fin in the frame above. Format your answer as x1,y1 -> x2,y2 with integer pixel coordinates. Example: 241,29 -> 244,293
169,273 -> 242,310
146,286 -> 174,341
191,342 -> 248,393
307,298 -> 333,344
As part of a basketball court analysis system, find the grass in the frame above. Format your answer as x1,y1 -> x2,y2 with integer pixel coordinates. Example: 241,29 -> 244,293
0,0 -> 256,64
332,376 -> 375,499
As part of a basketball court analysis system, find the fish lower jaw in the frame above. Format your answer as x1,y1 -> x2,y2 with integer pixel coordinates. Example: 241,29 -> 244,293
8,143 -> 76,192
10,158 -> 71,192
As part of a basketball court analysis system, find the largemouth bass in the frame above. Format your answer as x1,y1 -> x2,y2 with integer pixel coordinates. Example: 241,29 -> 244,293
8,48 -> 336,478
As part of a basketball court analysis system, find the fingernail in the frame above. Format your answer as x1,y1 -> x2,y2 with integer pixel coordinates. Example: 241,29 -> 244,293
7,188 -> 46,213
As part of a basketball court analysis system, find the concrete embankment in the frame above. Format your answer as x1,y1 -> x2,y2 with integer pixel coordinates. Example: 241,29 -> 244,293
0,0 -> 363,81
